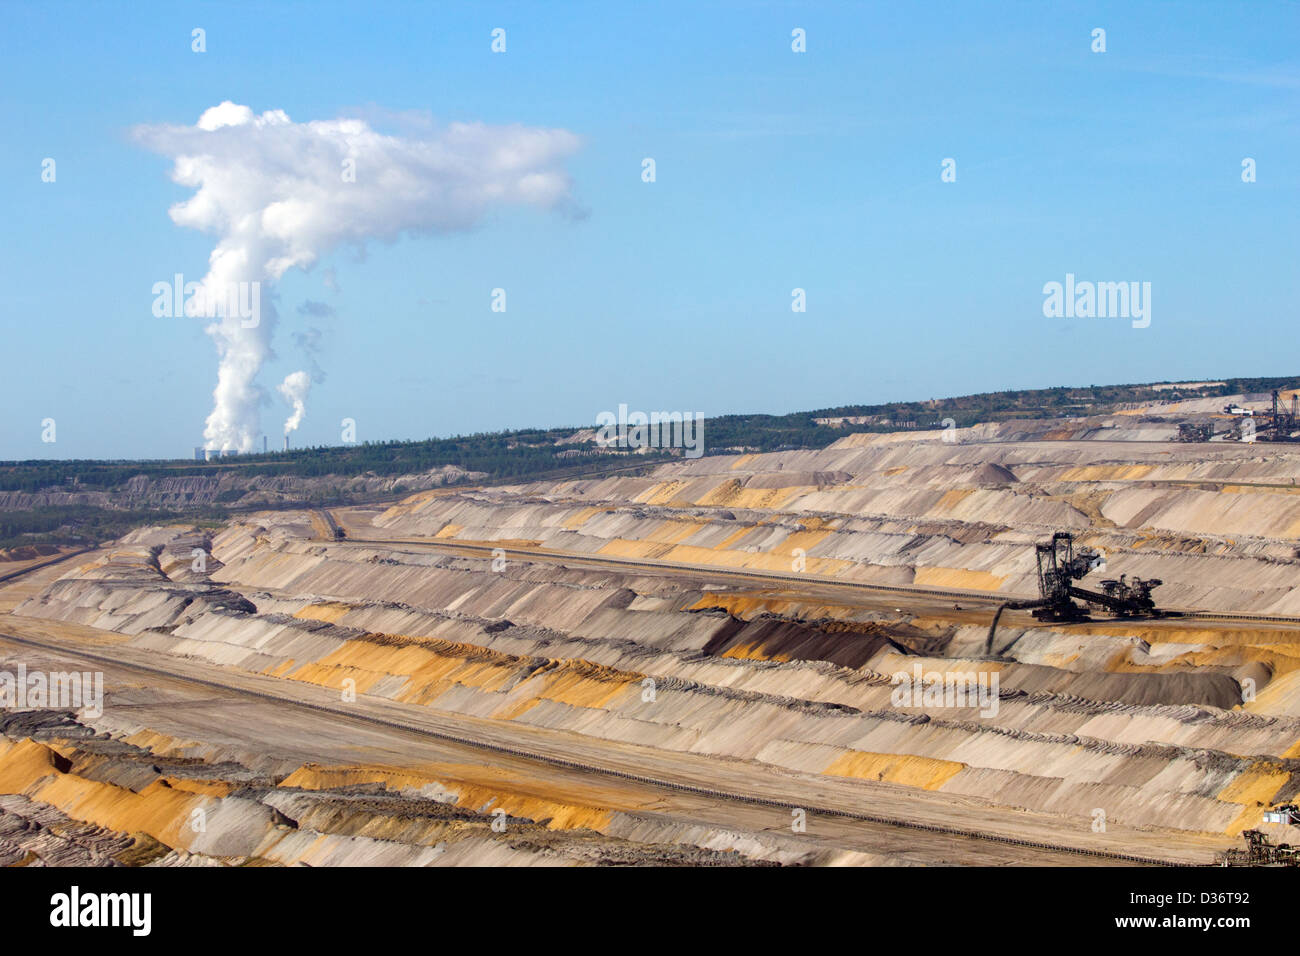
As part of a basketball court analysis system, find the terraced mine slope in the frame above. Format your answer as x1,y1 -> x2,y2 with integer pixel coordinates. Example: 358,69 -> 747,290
4,408 -> 1300,865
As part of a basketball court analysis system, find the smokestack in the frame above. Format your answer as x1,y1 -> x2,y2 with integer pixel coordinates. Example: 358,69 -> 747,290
283,435 -> 289,452
263,435 -> 268,454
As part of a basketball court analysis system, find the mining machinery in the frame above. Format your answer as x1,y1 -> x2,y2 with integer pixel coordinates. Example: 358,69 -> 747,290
1257,389 -> 1300,442
1213,390 -> 1300,442
984,532 -> 1164,654
1262,804 -> 1300,826
1027,532 -> 1162,621
1222,390 -> 1300,442
1096,573 -> 1161,611
1220,828 -> 1299,867
1175,422 -> 1213,442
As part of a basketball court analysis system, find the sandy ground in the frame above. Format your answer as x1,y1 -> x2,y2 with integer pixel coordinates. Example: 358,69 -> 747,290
0,571 -> 1233,866
0,487 -> 1279,866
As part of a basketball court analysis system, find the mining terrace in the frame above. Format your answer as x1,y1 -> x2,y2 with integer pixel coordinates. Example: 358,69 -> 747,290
2,402 -> 1299,866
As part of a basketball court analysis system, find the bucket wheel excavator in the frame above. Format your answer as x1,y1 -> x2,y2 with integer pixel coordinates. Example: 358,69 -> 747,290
984,532 -> 1164,655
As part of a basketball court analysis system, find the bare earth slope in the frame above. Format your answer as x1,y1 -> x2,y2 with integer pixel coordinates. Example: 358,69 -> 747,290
4,411 -> 1300,865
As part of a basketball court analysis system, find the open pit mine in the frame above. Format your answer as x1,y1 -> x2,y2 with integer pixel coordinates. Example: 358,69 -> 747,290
3,398 -> 1300,867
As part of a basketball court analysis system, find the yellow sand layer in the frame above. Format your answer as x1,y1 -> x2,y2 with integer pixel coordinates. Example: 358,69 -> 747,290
727,487 -> 809,510
281,763 -> 447,793
265,658 -> 298,678
0,738 -> 201,850
696,479 -> 741,508
291,639 -> 518,698
524,662 -> 636,709
591,537 -> 861,581
643,520 -> 710,545
640,482 -> 691,507
285,635 -> 638,713
294,601 -> 354,623
913,566 -> 1006,591
824,750 -> 964,790
935,489 -> 974,511
796,516 -> 835,531
122,729 -> 202,756
445,781 -> 613,832
0,738 -> 65,792
1219,762 -> 1293,833
562,507 -> 604,530
282,762 -> 613,831
596,538 -> 675,560
1059,464 -> 1155,481
1221,484 -> 1300,496
776,529 -> 831,556
714,526 -> 763,550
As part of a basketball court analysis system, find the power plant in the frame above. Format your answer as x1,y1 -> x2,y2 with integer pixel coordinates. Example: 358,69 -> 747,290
192,443 -> 271,461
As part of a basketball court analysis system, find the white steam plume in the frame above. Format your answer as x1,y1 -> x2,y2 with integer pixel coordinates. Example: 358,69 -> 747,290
277,370 -> 312,436
134,102 -> 581,452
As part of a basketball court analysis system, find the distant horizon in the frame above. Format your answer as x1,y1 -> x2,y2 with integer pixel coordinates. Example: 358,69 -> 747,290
6,371 -> 1295,465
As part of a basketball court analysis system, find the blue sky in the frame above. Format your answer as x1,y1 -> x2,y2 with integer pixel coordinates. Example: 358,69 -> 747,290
2,0 -> 1297,460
